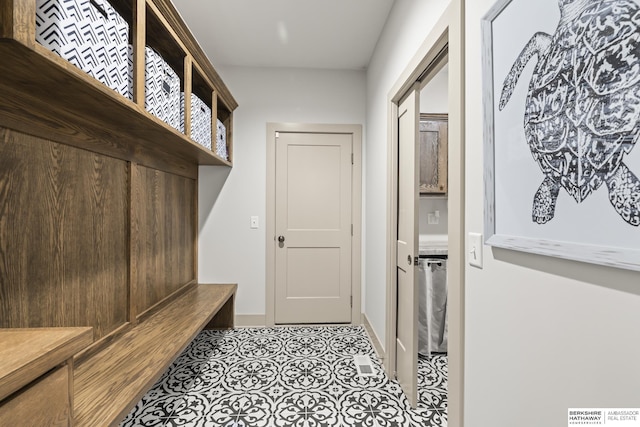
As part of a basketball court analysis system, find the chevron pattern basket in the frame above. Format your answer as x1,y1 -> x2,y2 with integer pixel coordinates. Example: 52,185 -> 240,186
145,48 -> 181,130
127,47 -> 181,130
216,119 -> 228,160
36,0 -> 130,99
180,93 -> 212,150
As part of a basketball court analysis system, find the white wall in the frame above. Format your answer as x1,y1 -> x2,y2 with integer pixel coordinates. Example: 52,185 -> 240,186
419,197 -> 448,237
198,66 -> 366,316
465,2 -> 640,426
420,63 -> 449,114
364,0 -> 450,348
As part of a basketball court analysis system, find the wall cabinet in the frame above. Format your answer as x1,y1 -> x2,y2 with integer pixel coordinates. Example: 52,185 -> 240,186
419,113 -> 448,195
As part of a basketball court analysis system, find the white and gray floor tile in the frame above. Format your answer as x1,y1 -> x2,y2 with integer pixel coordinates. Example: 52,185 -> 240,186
121,325 -> 447,427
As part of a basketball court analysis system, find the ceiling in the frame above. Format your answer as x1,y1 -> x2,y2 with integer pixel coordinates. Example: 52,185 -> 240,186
172,0 -> 396,70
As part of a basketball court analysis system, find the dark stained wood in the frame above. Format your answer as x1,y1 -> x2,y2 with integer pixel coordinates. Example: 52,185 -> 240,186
0,0 -> 35,47
0,41 -> 230,174
134,281 -> 196,324
183,55 -> 193,139
74,283 -> 237,427
193,169 -> 199,280
0,366 -> 70,427
67,357 -> 74,426
211,89 -> 219,153
128,163 -> 139,325
132,0 -> 146,107
419,113 -> 448,194
0,327 -> 92,401
148,0 -> 238,112
192,61 -> 213,109
204,292 -> 235,330
226,113 -> 234,163
73,322 -> 132,367
0,129 -> 129,340
1,1 -> 239,421
132,165 -> 196,316
145,1 -> 186,84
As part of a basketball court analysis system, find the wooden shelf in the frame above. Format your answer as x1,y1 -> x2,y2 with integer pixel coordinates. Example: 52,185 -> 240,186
0,0 -> 237,177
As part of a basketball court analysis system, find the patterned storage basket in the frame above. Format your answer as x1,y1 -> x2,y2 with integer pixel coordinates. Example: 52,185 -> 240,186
128,47 -> 181,130
216,119 -> 228,160
36,0 -> 130,98
180,93 -> 212,149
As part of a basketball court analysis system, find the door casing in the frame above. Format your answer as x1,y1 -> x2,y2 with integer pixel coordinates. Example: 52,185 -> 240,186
385,3 -> 465,426
266,123 -> 362,326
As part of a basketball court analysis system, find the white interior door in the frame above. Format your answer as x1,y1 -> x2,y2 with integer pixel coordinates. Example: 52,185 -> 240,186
396,88 -> 419,407
274,131 -> 353,324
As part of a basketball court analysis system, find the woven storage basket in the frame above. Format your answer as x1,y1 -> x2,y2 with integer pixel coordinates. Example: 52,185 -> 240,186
36,0 -> 130,98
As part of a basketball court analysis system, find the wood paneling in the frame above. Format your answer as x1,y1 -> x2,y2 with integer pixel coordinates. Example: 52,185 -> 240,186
132,165 -> 195,316
0,129 -> 128,340
74,284 -> 236,427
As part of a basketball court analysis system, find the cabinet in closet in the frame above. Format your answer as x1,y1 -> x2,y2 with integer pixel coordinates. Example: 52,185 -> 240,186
419,113 -> 448,195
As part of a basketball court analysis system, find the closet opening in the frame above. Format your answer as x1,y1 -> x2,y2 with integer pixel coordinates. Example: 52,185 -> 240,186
385,6 -> 464,423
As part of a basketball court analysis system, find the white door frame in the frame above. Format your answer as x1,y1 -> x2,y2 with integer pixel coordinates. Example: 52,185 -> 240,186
266,123 -> 362,326
385,3 -> 465,426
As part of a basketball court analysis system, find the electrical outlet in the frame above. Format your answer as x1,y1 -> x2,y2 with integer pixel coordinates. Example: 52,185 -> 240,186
250,216 -> 259,229
468,232 -> 483,268
427,211 -> 439,224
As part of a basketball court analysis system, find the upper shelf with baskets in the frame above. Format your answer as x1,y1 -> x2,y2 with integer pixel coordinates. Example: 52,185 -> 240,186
0,0 -> 237,173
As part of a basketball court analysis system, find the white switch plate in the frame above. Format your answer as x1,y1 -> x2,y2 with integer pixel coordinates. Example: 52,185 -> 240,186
250,216 -> 259,229
468,232 -> 483,268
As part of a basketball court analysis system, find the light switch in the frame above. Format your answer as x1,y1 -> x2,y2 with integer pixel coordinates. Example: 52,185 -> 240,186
468,232 -> 483,268
250,216 -> 259,229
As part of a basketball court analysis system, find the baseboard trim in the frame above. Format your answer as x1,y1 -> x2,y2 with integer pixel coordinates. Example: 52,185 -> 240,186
362,313 -> 386,363
234,314 -> 266,327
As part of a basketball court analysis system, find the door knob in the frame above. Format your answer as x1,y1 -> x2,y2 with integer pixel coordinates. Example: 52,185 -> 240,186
407,255 -> 412,265
278,235 -> 285,243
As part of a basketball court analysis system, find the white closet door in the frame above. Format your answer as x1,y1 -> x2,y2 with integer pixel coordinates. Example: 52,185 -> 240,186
396,87 -> 419,408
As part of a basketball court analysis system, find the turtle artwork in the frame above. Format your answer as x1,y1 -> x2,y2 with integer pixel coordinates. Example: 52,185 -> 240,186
499,0 -> 640,226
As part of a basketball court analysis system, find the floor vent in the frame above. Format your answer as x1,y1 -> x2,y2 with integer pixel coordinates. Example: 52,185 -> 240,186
353,355 -> 376,377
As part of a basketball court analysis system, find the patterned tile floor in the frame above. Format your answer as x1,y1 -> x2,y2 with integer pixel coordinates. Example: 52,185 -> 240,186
120,326 -> 447,426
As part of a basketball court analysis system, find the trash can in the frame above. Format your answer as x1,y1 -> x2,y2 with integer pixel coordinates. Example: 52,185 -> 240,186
418,257 -> 448,356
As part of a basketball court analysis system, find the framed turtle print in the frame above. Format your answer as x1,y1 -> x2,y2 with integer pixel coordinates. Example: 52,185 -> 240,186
482,0 -> 640,271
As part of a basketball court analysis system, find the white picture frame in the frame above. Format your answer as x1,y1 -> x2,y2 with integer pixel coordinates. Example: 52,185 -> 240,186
482,0 -> 640,271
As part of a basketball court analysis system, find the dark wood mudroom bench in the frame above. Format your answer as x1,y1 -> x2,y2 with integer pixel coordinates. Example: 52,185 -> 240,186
73,283 -> 236,427
0,0 -> 239,424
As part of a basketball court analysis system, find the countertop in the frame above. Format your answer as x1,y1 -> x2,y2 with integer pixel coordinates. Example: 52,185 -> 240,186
419,234 -> 448,256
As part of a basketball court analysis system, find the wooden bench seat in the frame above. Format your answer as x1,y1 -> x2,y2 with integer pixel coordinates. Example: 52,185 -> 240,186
73,283 -> 236,427
0,327 -> 93,426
